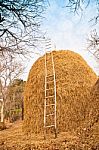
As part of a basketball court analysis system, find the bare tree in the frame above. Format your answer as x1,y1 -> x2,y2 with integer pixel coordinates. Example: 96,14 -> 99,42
0,55 -> 24,122
66,0 -> 99,60
65,0 -> 99,24
0,0 -> 48,58
6,79 -> 25,122
0,80 -> 4,122
67,0 -> 99,23
66,0 -> 89,13
87,29 -> 99,60
0,57 -> 24,86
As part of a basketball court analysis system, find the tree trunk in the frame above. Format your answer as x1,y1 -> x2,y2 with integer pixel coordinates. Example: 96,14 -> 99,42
1,101 -> 4,122
22,101 -> 24,120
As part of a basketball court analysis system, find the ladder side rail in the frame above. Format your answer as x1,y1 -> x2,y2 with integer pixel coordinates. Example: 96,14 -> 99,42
44,39 -> 51,139
44,52 -> 47,138
51,52 -> 57,137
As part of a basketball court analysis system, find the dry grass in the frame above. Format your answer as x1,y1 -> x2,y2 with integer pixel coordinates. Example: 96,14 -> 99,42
0,120 -> 80,150
0,120 -> 99,149
23,50 -> 97,134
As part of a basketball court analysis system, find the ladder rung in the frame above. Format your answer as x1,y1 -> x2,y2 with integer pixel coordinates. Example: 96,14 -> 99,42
46,125 -> 55,128
46,74 -> 54,78
46,80 -> 54,83
46,104 -> 55,106
45,40 -> 51,43
46,52 -> 51,54
45,44 -> 51,46
46,113 -> 54,116
46,59 -> 52,62
46,47 -> 52,49
45,95 -> 54,98
46,88 -> 54,91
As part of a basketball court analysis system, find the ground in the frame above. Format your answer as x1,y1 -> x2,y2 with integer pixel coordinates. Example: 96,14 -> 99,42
0,121 -> 99,150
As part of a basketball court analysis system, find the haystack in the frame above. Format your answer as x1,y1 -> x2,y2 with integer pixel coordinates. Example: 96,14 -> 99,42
23,50 -> 97,134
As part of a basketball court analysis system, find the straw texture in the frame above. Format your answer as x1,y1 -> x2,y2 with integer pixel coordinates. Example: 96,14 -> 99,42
23,50 -> 97,134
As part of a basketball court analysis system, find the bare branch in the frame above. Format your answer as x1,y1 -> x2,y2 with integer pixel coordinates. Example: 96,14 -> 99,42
87,29 -> 99,60
0,0 -> 48,58
66,0 -> 90,13
66,0 -> 99,24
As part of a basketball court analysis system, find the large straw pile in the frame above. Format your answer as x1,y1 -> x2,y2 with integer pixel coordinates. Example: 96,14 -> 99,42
23,50 -> 97,134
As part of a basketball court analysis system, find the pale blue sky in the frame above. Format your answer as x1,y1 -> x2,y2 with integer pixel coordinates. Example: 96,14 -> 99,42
23,0 -> 99,80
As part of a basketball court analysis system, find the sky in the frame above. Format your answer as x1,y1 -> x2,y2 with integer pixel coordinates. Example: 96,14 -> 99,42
23,0 -> 99,80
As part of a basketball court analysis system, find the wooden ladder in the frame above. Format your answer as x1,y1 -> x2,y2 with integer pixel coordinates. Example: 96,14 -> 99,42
44,39 -> 57,139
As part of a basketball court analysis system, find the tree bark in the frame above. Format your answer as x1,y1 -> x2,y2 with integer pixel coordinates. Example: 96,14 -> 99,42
1,101 -> 4,122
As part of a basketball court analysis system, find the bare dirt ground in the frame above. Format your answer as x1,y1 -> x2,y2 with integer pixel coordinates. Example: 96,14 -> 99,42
0,121 -> 99,150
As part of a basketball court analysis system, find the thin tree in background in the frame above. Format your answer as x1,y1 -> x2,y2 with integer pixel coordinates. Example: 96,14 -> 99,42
0,55 -> 24,122
6,79 -> 25,122
0,80 -> 4,122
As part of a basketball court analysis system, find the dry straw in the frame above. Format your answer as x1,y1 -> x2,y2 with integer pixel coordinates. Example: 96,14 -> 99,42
23,50 -> 97,134
0,122 -> 6,130
88,78 -> 99,125
76,78 -> 99,145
